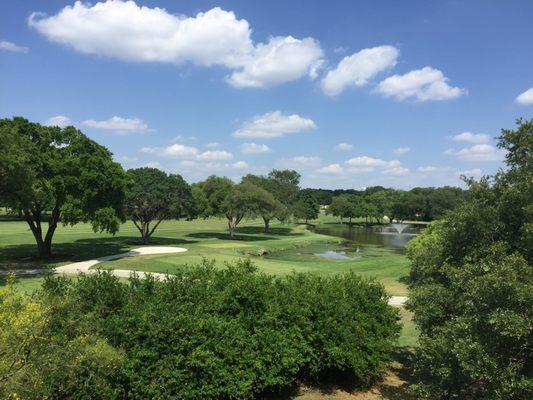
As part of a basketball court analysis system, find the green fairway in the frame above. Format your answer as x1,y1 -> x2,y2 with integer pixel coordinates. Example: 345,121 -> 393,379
1,214 -> 410,295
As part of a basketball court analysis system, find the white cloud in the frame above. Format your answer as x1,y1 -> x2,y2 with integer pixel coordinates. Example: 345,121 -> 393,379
144,161 -> 161,168
279,156 -> 321,169
82,116 -> 151,133
515,88 -> 533,105
227,36 -> 323,88
233,111 -> 316,139
376,66 -> 466,101
382,166 -> 409,176
334,143 -> 353,151
29,1 -> 323,89
142,143 -> 199,158
345,156 -> 400,168
0,40 -> 29,53
452,132 -> 491,144
317,164 -> 344,174
229,161 -> 248,169
205,142 -> 221,149
239,142 -> 271,154
321,45 -> 399,96
393,147 -> 410,155
444,144 -> 504,162
44,115 -> 72,127
197,150 -> 233,160
458,168 -> 482,177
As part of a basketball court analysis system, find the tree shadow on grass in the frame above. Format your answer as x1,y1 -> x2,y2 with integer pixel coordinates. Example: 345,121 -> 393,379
237,226 -> 304,236
0,236 -> 196,269
186,231 -> 276,241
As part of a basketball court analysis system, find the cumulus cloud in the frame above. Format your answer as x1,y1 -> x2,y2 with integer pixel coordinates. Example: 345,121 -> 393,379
233,111 -> 316,139
141,143 -> 199,158
444,144 -> 504,162
321,45 -> 399,96
452,132 -> 491,144
317,164 -> 344,174
44,115 -> 72,127
0,40 -> 29,53
393,147 -> 410,155
144,161 -> 161,168
382,166 -> 409,176
334,143 -> 353,151
458,168 -> 482,177
376,66 -> 466,101
82,116 -> 152,133
345,156 -> 400,168
227,36 -> 323,88
29,1 -> 323,88
197,150 -> 233,160
239,143 -> 271,154
515,88 -> 533,105
205,142 -> 221,149
279,156 -> 321,169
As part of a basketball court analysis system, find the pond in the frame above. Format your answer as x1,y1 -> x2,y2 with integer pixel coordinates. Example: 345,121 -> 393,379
265,224 -> 423,263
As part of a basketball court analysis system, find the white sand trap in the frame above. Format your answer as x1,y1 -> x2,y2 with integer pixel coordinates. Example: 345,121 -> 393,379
54,246 -> 187,280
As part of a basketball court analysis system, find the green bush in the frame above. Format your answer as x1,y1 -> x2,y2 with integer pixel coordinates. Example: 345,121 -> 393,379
27,259 -> 399,399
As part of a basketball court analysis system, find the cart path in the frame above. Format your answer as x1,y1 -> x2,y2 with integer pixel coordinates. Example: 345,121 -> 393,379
54,246 -> 188,280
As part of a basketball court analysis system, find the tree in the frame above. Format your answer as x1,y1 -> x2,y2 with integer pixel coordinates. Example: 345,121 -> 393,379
194,175 -> 233,217
266,169 -> 301,205
0,118 -> 128,258
327,194 -> 360,224
293,190 -> 319,224
125,168 -> 193,244
221,182 -> 264,238
406,119 -> 533,399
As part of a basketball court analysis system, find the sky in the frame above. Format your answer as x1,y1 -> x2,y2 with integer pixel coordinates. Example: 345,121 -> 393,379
1,0 -> 532,189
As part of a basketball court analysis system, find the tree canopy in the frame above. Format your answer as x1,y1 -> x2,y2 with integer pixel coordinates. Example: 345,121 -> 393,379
125,167 -> 194,243
406,119 -> 533,399
0,117 -> 128,258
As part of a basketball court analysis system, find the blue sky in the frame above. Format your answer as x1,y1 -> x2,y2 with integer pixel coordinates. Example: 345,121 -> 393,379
1,0 -> 532,189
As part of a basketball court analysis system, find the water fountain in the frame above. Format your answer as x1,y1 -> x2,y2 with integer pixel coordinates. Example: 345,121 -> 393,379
390,223 -> 409,234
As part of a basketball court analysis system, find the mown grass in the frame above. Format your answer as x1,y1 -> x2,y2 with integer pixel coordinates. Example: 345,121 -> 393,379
1,214 -> 410,295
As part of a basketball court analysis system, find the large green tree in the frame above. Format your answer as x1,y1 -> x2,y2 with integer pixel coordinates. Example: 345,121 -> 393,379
125,168 -> 194,244
406,119 -> 533,399
0,118 -> 128,258
221,182 -> 276,238
193,175 -> 233,217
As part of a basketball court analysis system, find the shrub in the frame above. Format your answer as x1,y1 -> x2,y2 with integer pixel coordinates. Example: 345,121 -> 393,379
31,260 -> 400,399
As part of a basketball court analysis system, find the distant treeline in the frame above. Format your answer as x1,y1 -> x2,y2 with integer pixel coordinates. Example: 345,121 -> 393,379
303,186 -> 467,222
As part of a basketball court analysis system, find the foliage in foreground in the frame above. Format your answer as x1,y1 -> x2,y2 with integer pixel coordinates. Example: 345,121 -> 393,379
406,119 -> 533,399
1,261 -> 400,399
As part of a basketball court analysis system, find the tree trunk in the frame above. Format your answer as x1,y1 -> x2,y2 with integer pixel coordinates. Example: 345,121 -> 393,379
24,208 -> 55,259
228,219 -> 235,239
340,216 -> 343,224
263,217 -> 270,233
349,216 -> 352,224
